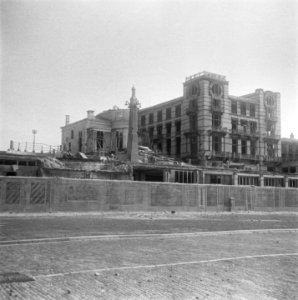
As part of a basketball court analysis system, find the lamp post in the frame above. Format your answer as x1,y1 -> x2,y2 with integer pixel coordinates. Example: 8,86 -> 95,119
32,129 -> 37,152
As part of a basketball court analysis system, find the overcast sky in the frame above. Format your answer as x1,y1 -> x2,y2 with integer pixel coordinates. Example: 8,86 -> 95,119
1,0 -> 297,150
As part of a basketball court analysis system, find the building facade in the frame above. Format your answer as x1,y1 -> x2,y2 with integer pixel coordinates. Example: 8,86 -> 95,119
139,71 -> 281,167
61,108 -> 129,155
281,134 -> 298,176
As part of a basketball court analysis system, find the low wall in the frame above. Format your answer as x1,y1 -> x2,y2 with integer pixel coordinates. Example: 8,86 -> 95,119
0,177 -> 297,212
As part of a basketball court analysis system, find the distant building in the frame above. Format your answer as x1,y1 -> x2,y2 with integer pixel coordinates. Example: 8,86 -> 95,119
139,71 -> 281,168
61,108 -> 129,155
281,134 -> 298,176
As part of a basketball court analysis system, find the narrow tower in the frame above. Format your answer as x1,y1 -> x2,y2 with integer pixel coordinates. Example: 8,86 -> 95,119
127,86 -> 140,162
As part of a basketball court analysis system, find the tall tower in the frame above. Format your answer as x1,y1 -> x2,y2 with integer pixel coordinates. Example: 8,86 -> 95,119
127,86 -> 140,162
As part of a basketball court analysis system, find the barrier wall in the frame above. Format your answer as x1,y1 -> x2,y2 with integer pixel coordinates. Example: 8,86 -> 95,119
0,177 -> 297,212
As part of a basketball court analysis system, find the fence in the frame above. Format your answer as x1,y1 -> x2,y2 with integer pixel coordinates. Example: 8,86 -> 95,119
0,177 -> 297,212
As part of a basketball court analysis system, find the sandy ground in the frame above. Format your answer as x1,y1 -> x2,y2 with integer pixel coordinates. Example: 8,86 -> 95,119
0,212 -> 297,299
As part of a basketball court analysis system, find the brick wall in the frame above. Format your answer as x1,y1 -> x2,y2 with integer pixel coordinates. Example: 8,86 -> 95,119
0,177 -> 297,212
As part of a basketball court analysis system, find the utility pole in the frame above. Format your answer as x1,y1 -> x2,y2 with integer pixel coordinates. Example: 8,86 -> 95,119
32,129 -> 37,152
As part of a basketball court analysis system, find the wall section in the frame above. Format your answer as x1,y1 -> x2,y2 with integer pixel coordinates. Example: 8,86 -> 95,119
0,177 -> 297,212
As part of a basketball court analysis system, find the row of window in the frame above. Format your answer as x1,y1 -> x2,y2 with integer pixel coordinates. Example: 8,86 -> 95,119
231,119 -> 257,134
140,104 -> 182,126
0,160 -> 40,166
231,100 -> 256,117
141,121 -> 182,138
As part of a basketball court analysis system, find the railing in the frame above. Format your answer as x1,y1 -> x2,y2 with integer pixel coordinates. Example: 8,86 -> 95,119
211,126 -> 228,133
230,128 -> 259,137
265,113 -> 278,121
185,71 -> 226,82
8,141 -> 61,156
263,133 -> 281,140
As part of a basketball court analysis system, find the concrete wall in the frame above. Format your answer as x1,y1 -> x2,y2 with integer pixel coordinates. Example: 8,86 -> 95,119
0,177 -> 297,213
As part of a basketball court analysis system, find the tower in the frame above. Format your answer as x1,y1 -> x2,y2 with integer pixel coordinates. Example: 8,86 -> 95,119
127,86 -> 141,162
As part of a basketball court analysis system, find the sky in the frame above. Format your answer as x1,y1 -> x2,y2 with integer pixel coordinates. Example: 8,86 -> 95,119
1,0 -> 297,150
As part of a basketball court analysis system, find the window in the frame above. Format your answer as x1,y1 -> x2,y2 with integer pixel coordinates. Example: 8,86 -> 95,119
166,108 -> 171,120
68,142 -> 71,152
189,115 -> 196,130
191,85 -> 198,95
250,140 -> 256,156
240,102 -> 246,116
231,119 -> 238,131
212,113 -> 221,128
232,139 -> 238,154
166,139 -> 171,155
231,101 -> 237,114
149,113 -> 154,124
250,122 -> 257,134
240,120 -> 248,133
211,83 -> 222,97
176,137 -> 181,156
213,98 -> 220,108
175,121 -> 181,134
157,125 -> 162,136
71,130 -> 74,139
79,131 -> 83,152
157,110 -> 162,122
212,136 -> 221,153
166,123 -> 171,136
241,140 -> 247,155
148,127 -> 154,139
189,99 -> 197,109
141,115 -> 146,126
97,131 -> 104,149
250,104 -> 256,117
175,105 -> 181,118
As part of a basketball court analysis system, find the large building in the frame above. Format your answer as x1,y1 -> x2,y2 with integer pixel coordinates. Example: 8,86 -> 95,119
61,71 -> 282,171
139,71 -> 281,169
61,108 -> 129,155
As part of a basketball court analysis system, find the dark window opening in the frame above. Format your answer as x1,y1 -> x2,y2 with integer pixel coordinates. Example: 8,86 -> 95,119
231,101 -> 237,114
212,136 -> 221,153
166,123 -> 171,137
250,104 -> 256,117
166,108 -> 171,120
241,140 -> 247,155
149,113 -> 154,124
232,139 -> 238,154
97,131 -> 104,149
157,110 -> 162,122
240,102 -> 246,116
212,113 -> 221,128
175,121 -> 181,134
231,119 -> 238,131
176,137 -> 181,157
157,125 -> 163,136
141,115 -> 146,126
175,105 -> 181,118
166,139 -> 171,155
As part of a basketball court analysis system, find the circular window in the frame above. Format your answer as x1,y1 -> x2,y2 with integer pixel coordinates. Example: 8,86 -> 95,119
211,83 -> 222,97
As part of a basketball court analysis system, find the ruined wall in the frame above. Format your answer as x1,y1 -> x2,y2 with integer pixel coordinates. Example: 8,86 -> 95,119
0,177 -> 297,212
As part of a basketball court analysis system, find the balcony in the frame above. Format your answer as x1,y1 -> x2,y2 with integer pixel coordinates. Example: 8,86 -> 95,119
230,128 -> 259,138
263,132 -> 280,141
209,126 -> 228,135
231,153 -> 261,161
265,113 -> 278,122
